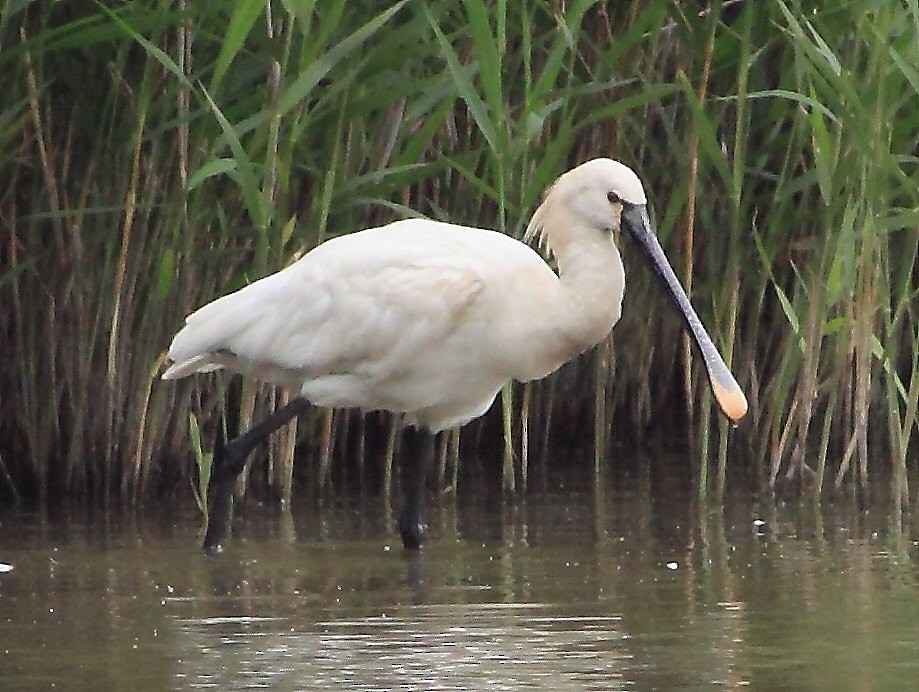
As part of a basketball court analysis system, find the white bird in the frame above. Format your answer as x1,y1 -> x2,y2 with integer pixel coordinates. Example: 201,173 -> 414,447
163,158 -> 747,551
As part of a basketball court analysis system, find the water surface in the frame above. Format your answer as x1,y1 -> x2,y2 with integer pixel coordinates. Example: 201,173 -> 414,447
2,468 -> 918,690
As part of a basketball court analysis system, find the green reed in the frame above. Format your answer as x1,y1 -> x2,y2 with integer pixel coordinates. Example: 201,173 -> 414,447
0,1 -> 916,507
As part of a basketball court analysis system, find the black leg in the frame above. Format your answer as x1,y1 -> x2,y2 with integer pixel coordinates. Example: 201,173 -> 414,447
202,396 -> 310,553
397,427 -> 436,550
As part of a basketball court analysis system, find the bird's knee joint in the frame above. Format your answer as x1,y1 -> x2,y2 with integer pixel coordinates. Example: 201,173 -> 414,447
397,510 -> 426,550
220,437 -> 252,477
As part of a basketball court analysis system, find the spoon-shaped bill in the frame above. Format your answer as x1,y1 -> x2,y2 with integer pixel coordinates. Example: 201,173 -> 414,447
621,205 -> 747,422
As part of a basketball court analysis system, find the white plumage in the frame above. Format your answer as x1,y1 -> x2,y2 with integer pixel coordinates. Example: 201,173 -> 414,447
165,160 -> 652,429
165,158 -> 746,427
167,220 -> 574,427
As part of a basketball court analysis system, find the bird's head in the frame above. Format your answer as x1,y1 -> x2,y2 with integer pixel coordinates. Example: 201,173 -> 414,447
557,158 -> 648,233
525,157 -> 748,423
525,158 -> 647,249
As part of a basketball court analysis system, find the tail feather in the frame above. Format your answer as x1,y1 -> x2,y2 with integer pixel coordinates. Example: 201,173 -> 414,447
163,272 -> 290,380
161,354 -> 225,380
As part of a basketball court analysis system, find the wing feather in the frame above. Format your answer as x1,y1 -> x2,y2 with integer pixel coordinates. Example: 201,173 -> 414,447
163,221 -> 487,386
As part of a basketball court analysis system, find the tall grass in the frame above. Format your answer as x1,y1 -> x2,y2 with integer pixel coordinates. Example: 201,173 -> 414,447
1,0 -> 916,507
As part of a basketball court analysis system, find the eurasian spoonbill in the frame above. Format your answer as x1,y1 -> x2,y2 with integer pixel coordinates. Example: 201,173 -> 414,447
163,158 -> 747,551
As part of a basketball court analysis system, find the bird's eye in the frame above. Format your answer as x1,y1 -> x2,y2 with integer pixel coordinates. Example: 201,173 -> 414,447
607,191 -> 620,204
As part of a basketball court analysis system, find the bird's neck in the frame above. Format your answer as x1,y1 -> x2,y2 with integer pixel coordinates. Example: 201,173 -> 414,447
510,211 -> 626,383
507,217 -> 626,385
552,229 -> 625,351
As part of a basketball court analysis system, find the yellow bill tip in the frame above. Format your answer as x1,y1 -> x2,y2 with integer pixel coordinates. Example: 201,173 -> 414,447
711,377 -> 748,422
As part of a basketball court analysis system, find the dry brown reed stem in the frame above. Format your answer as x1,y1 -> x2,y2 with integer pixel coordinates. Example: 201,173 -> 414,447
593,339 -> 610,473
176,0 -> 190,193
898,353 -> 919,475
501,385 -> 515,493
680,13 -> 715,441
855,251 -> 879,488
814,389 -> 837,496
681,168 -> 698,433
383,415 -> 401,500
716,279 -> 740,496
108,103 -> 146,482
317,408 -> 334,490
127,353 -> 167,502
771,397 -> 799,487
235,383 -> 258,498
447,429 -> 460,491
790,276 -> 823,484
833,426 -> 859,491
520,383 -> 531,489
22,27 -> 63,259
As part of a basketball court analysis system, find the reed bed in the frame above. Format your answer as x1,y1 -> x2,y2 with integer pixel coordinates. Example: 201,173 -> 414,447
1,0 -> 917,507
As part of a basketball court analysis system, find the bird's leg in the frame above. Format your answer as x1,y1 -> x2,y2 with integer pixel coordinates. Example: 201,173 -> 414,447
397,428 -> 436,550
203,396 -> 310,553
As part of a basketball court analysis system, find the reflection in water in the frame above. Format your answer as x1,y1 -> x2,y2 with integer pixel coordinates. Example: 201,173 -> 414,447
1,464 -> 919,690
175,604 -> 628,690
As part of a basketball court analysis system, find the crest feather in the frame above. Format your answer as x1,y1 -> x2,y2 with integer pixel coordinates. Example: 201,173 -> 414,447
524,182 -> 556,255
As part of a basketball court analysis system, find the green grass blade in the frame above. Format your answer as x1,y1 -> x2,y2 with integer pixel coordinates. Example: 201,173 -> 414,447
200,84 -> 267,231
531,0 -> 596,100
461,0 -> 503,135
424,6 -> 499,154
275,1 -> 408,118
187,158 -> 236,192
808,86 -> 835,205
95,2 -> 190,87
677,72 -> 732,190
211,0 -> 264,90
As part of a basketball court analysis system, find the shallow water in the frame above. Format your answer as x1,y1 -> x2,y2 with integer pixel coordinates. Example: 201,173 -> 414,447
2,467 -> 919,690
